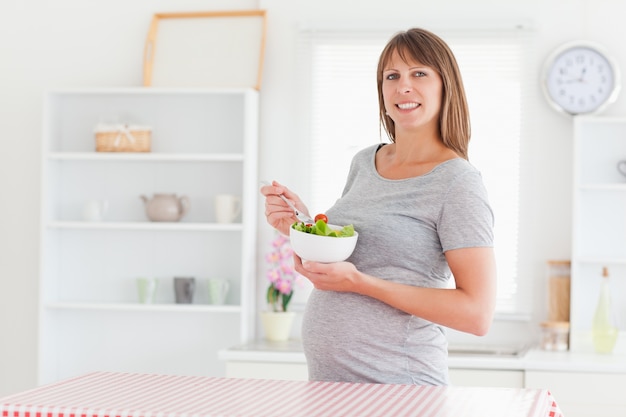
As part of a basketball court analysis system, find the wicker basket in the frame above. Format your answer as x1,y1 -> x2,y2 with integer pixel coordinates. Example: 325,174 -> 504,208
94,124 -> 152,152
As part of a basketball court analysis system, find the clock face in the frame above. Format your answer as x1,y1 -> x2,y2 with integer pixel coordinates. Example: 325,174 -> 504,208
544,44 -> 619,115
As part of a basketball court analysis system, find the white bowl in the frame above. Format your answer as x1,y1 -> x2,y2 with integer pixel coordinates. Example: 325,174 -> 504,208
289,224 -> 358,263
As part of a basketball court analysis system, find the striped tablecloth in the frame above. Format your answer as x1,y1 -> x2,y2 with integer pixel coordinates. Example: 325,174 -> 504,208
0,372 -> 563,417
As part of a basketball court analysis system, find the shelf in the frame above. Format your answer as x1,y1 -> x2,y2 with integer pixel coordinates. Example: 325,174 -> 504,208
44,302 -> 242,313
47,221 -> 243,231
572,257 -> 626,266
47,152 -> 244,162
579,184 -> 626,191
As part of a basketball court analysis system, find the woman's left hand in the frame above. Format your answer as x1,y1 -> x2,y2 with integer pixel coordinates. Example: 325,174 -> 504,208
293,254 -> 361,292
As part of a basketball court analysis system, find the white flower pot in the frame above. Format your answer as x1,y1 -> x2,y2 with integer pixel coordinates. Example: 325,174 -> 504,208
261,311 -> 296,341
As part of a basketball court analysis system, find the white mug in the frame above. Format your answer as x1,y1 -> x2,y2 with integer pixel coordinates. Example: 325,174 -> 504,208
618,160 -> 626,178
83,199 -> 108,222
207,278 -> 230,305
215,194 -> 241,224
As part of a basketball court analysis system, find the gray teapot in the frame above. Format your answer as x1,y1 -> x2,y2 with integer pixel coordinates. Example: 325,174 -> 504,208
140,193 -> 190,222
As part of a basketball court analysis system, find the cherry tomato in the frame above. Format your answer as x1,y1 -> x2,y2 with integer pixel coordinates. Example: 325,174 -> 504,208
314,213 -> 328,223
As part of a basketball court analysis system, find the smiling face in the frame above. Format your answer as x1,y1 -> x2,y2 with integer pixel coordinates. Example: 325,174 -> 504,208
375,28 -> 471,159
381,50 -> 443,137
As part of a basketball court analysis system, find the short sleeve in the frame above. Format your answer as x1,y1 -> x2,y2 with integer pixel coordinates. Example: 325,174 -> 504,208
437,171 -> 494,252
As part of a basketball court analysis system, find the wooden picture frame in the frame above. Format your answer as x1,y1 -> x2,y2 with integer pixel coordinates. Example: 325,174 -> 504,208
143,10 -> 267,90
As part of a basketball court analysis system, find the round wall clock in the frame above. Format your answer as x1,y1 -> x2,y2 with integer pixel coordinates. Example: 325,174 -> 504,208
542,41 -> 621,116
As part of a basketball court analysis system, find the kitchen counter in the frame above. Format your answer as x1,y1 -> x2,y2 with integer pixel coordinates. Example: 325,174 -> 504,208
524,348 -> 626,373
0,371 -> 563,417
218,341 -> 626,416
218,339 -> 306,363
219,339 -> 626,373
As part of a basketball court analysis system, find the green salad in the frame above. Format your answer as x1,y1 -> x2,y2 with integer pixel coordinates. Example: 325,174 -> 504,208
292,220 -> 355,237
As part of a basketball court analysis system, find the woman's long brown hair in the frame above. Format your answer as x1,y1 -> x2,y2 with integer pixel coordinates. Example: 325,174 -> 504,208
376,28 -> 471,160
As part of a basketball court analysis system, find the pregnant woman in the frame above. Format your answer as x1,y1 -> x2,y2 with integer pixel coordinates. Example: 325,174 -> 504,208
260,27 -> 496,386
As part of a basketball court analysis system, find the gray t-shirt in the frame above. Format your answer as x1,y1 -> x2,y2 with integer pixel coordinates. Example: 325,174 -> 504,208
301,143 -> 494,385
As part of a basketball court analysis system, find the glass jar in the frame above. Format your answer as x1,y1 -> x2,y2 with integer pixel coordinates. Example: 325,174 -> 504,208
540,321 -> 570,351
541,321 -> 569,352
547,260 -> 571,322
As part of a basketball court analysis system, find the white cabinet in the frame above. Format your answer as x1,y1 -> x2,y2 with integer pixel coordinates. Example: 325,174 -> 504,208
219,339 -> 308,381
448,369 -> 524,388
571,116 -> 626,352
526,371 -> 626,417
39,88 -> 258,384
225,362 -> 309,381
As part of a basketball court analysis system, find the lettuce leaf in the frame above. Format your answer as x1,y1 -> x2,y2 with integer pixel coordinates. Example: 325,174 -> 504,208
292,220 -> 355,237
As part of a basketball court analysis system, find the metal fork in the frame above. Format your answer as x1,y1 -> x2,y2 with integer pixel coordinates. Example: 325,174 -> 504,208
260,181 -> 315,223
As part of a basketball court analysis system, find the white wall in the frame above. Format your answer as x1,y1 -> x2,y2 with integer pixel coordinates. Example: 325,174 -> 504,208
1,0 -> 625,395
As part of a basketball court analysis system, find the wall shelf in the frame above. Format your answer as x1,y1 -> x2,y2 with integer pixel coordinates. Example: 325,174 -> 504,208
47,221 -> 243,232
48,152 -> 245,162
579,184 -> 626,191
44,302 -> 242,313
574,257 -> 626,266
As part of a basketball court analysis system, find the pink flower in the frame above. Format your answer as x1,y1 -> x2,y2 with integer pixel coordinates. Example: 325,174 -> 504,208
266,252 -> 280,264
280,262 -> 295,275
266,232 -> 302,312
272,234 -> 289,248
280,245 -> 294,259
276,279 -> 292,295
267,268 -> 280,283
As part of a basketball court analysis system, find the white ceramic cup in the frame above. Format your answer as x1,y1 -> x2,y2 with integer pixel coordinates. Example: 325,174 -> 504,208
618,160 -> 626,178
207,278 -> 230,305
83,199 -> 108,222
215,194 -> 241,224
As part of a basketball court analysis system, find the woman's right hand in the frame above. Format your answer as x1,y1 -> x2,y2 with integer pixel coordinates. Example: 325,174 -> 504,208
260,180 -> 310,236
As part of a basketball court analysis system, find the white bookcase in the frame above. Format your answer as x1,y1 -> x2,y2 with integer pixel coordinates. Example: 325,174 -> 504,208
39,88 -> 258,384
571,116 -> 626,352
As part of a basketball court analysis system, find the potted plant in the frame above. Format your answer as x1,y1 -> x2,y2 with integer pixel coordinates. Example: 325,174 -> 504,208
261,233 -> 302,341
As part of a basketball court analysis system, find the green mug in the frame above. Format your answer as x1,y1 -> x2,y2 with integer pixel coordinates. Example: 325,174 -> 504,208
137,277 -> 158,304
207,278 -> 230,305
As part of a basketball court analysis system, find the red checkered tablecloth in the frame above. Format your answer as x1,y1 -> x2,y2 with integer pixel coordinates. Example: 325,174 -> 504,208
0,372 -> 563,417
